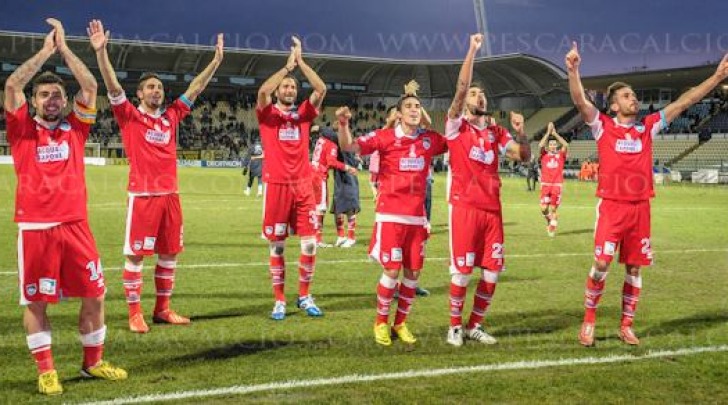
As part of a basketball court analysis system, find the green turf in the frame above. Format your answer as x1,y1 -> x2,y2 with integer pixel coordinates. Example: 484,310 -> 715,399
0,166 -> 727,403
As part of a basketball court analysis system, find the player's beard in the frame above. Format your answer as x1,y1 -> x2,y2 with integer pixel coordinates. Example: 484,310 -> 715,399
467,103 -> 488,116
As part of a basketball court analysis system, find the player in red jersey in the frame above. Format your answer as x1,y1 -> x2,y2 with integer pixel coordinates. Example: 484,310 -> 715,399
90,19 -> 224,333
5,19 -> 127,395
567,42 -> 728,346
538,122 -> 569,237
444,34 -> 532,347
336,93 -> 448,347
256,37 -> 327,320
310,126 -> 358,247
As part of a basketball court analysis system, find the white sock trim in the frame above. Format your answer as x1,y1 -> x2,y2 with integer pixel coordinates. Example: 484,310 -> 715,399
589,266 -> 608,282
125,262 -> 143,272
402,277 -> 419,289
481,269 -> 499,284
27,331 -> 52,350
157,260 -> 177,269
624,274 -> 642,288
379,274 -> 398,289
80,325 -> 107,346
451,273 -> 471,287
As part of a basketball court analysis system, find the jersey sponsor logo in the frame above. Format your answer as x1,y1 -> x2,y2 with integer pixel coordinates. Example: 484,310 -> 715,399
468,146 -> 495,165
143,237 -> 156,250
278,125 -> 300,141
546,158 -> 559,169
39,278 -> 57,295
144,128 -> 171,145
25,283 -> 37,296
36,140 -> 70,163
615,139 -> 643,154
399,157 -> 425,171
391,247 -> 403,262
604,241 -> 616,256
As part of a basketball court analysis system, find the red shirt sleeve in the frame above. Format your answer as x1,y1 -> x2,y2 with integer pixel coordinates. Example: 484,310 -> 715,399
355,130 -> 381,156
256,103 -> 275,125
5,102 -> 34,145
325,143 -> 346,170
430,132 -> 449,155
167,97 -> 193,124
110,97 -> 138,132
298,99 -> 319,123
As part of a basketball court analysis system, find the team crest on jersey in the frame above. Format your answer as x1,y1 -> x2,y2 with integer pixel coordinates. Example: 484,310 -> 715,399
143,237 -> 157,250
37,140 -> 70,163
39,278 -> 57,295
595,245 -> 602,257
422,137 -> 431,150
25,283 -> 37,296
634,124 -> 645,133
59,121 -> 72,132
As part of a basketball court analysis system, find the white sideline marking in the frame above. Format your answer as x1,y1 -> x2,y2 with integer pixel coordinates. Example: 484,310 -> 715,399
81,345 -> 728,404
0,248 -> 726,275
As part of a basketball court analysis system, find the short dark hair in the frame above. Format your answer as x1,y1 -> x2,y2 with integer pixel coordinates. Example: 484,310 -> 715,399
277,74 -> 299,89
137,72 -> 162,91
396,94 -> 421,112
607,81 -> 632,105
32,71 -> 65,96
469,81 -> 485,92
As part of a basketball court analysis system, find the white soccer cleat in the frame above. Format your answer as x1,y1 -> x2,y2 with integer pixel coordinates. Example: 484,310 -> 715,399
334,236 -> 347,247
340,239 -> 356,248
447,326 -> 464,347
244,188 -> 251,196
466,324 -> 497,345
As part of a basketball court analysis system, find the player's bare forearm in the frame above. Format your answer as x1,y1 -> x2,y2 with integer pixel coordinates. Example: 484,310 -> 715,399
4,48 -> 53,111
568,70 -> 598,124
538,130 -> 550,148
508,134 -> 531,163
95,48 -> 123,97
664,75 -> 721,123
337,122 -> 358,153
421,108 -> 432,129
184,59 -> 221,103
449,49 -> 477,119
299,60 -> 326,109
60,47 -> 97,107
257,67 -> 291,109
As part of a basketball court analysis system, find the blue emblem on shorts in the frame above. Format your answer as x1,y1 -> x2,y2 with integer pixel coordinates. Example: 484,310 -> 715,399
26,283 -> 37,296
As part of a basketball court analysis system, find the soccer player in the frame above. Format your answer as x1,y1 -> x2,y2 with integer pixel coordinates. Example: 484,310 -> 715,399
538,122 -> 569,237
566,42 -> 728,346
256,37 -> 327,320
444,34 -> 532,347
243,140 -> 264,196
322,127 -> 362,248
90,19 -> 224,333
6,18 -> 127,395
311,125 -> 357,247
336,92 -> 448,347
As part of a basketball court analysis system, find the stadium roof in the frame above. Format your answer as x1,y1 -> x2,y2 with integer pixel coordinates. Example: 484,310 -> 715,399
0,32 -> 567,98
583,64 -> 726,93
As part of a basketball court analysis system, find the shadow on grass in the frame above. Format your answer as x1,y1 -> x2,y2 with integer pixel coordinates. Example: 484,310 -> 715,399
167,339 -> 332,363
641,311 -> 728,337
490,309 -> 584,336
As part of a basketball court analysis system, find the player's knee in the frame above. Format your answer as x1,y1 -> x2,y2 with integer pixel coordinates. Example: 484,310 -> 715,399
481,268 -> 499,283
625,265 -> 641,276
403,268 -> 420,281
269,241 -> 285,256
126,255 -> 143,266
300,239 -> 316,255
383,269 -> 400,280
451,272 -> 471,287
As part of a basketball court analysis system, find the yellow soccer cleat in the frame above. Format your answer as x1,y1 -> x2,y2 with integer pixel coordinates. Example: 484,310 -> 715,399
81,361 -> 128,381
374,323 -> 392,346
392,323 -> 417,345
38,370 -> 63,396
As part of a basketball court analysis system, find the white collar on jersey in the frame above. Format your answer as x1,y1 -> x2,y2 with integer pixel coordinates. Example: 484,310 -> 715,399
395,124 -> 425,139
137,105 -> 165,118
612,116 -> 638,128
33,115 -> 64,130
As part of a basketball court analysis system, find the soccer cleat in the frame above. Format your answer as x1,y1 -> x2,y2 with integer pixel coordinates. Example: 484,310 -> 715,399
392,323 -> 417,344
446,326 -> 464,347
81,361 -> 128,381
244,188 -> 251,196
579,322 -> 596,347
374,323 -> 392,346
340,239 -> 357,248
152,309 -> 191,325
297,296 -> 323,317
270,301 -> 286,320
415,286 -> 430,297
466,325 -> 497,345
619,326 -> 640,346
547,225 -> 556,237
334,236 -> 347,247
256,191 -> 262,197
128,313 -> 149,333
38,370 -> 63,396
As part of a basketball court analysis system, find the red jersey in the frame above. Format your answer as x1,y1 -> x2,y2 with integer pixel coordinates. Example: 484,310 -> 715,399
445,117 -> 513,212
110,92 -> 192,194
357,125 -> 447,224
540,149 -> 567,184
588,111 -> 666,201
6,100 -> 96,223
311,136 -> 345,180
257,100 -> 318,184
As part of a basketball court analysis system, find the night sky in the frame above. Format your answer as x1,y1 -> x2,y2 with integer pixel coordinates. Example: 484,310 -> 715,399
0,0 -> 725,75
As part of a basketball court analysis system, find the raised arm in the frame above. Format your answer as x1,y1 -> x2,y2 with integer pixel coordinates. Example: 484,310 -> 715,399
550,126 -> 569,150
293,37 -> 327,109
183,34 -> 224,103
257,45 -> 296,110
538,123 -> 552,149
663,53 -> 728,123
336,106 -> 359,153
4,28 -> 56,112
505,111 -> 531,162
88,19 -> 123,97
48,18 -> 97,107
448,34 -> 483,119
565,41 -> 598,124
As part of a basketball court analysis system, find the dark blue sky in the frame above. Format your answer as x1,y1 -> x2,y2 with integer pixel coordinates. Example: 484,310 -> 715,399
0,0 -> 725,75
